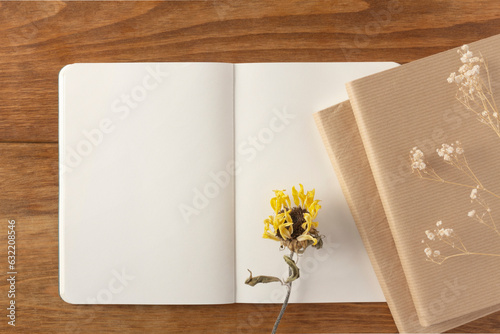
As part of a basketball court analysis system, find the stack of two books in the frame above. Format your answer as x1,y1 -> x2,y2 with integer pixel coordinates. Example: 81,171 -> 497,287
315,34 -> 500,332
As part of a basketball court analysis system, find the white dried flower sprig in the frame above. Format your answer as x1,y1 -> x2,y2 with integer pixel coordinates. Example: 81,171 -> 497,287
447,45 -> 482,94
422,220 -> 464,265
409,147 -> 442,181
410,143 -> 500,264
436,141 -> 484,189
410,143 -> 499,200
410,147 -> 426,170
422,220 -> 500,265
411,46 -> 500,265
448,45 -> 500,138
468,187 -> 500,237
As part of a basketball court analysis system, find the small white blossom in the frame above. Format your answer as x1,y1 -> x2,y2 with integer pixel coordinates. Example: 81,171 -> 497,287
470,188 -> 478,200
468,209 -> 476,217
482,110 -> 489,117
437,143 -> 461,161
433,250 -> 441,257
410,147 -> 427,171
447,72 -> 455,83
424,247 -> 432,258
451,46 -> 483,97
425,230 -> 436,241
494,112 -> 498,119
436,220 -> 442,227
413,150 -> 423,160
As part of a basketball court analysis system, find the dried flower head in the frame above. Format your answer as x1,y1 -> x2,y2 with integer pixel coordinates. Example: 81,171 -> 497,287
436,141 -> 464,162
448,45 -> 483,95
424,247 -> 432,257
263,184 -> 323,253
448,45 -> 500,138
470,188 -> 478,200
410,147 -> 427,171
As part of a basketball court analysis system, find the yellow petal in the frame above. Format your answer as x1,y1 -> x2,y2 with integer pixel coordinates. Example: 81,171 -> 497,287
279,223 -> 292,239
263,231 -> 281,241
270,197 -> 278,213
264,216 -> 273,226
305,189 -> 315,207
284,210 -> 293,224
298,184 -> 306,205
285,195 -> 291,208
284,221 -> 293,236
308,208 -> 318,220
297,234 -> 317,245
273,213 -> 285,229
311,221 -> 319,228
308,201 -> 321,219
273,190 -> 291,209
292,186 -> 300,206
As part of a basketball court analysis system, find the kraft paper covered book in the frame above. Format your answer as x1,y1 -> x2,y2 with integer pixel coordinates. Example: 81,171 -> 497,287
314,102 -> 500,333
335,33 -> 500,330
58,62 -> 399,304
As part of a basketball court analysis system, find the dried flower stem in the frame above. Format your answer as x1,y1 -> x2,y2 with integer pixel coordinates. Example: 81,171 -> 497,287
413,157 -> 500,200
421,168 -> 500,236
272,250 -> 295,334
451,49 -> 500,138
423,226 -> 500,265
429,251 -> 500,265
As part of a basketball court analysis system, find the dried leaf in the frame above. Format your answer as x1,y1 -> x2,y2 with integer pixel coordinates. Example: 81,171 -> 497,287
245,269 -> 282,286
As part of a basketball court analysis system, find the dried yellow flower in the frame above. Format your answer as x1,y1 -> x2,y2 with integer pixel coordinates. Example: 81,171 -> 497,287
263,184 -> 323,253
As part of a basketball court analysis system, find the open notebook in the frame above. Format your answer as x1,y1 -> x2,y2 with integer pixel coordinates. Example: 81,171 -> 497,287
58,62 -> 398,304
314,33 -> 500,332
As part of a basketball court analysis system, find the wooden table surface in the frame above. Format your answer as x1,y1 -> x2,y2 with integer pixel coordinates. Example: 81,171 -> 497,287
1,1 -> 500,333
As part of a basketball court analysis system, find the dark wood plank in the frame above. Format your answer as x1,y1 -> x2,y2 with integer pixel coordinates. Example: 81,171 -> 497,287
2,0 -> 500,142
2,1 -> 500,332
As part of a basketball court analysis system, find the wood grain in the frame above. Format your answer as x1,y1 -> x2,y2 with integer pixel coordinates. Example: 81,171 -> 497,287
1,1 -> 500,332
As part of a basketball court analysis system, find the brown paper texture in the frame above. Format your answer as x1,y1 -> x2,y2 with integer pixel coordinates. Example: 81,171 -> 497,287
346,34 -> 500,327
314,102 -> 500,333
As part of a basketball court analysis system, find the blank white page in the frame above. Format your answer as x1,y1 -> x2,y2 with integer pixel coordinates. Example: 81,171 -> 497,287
59,63 -> 235,304
234,63 -> 398,303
